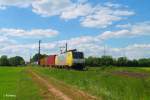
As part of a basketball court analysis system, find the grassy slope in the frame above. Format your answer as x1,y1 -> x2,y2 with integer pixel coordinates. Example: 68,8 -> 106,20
33,67 -> 150,100
0,67 -> 42,100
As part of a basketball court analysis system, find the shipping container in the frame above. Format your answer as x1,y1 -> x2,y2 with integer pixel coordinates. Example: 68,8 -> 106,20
40,58 -> 44,66
40,58 -> 47,66
55,53 -> 67,66
47,55 -> 56,66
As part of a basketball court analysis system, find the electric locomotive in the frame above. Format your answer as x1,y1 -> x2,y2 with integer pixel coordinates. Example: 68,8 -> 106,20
55,49 -> 85,69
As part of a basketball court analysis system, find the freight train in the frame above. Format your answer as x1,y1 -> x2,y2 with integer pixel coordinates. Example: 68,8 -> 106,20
40,49 -> 85,69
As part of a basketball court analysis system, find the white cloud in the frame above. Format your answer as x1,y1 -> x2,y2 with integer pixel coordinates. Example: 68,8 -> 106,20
32,0 -> 72,17
0,27 -> 59,60
116,23 -> 131,28
130,21 -> 150,35
0,28 -> 59,38
99,30 -> 130,40
0,36 -> 16,48
0,30 -> 149,61
60,3 -> 92,20
123,44 -> 150,59
54,38 -> 149,59
81,5 -> 134,28
66,36 -> 95,45
0,0 -> 134,28
85,44 -> 150,59
0,0 -> 34,8
0,36 -> 9,42
0,0 -> 73,17
60,2 -> 134,28
104,2 -> 122,8
75,43 -> 150,59
98,21 -> 150,40
0,42 -> 58,61
0,34 -> 98,61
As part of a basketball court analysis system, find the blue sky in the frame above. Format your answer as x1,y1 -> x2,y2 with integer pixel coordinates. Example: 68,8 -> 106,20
0,0 -> 149,61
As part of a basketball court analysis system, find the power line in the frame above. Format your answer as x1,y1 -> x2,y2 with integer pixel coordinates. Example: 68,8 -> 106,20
38,40 -> 41,65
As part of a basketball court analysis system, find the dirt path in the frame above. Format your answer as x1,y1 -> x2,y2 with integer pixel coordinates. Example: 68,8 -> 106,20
28,69 -> 97,100
29,69 -> 72,100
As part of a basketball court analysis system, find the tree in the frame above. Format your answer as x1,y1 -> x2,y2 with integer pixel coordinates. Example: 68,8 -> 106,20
85,56 -> 150,67
138,58 -> 150,67
85,56 -> 100,66
85,55 -> 114,67
31,53 -> 39,62
100,56 -> 114,66
9,56 -> 25,66
117,57 -> 128,66
127,59 -> 139,67
0,55 -> 9,66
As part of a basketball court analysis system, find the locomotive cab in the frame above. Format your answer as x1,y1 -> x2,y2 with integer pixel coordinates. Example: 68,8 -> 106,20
72,51 -> 85,69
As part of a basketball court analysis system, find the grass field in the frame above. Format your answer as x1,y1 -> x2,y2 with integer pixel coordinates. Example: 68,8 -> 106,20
0,67 -> 42,100
0,66 -> 150,100
33,67 -> 150,100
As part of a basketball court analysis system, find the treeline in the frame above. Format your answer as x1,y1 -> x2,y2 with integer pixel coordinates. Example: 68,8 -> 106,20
0,55 -> 25,66
85,56 -> 150,67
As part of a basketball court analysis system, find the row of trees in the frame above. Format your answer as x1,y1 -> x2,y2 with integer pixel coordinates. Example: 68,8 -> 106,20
85,56 -> 150,67
0,55 -> 25,66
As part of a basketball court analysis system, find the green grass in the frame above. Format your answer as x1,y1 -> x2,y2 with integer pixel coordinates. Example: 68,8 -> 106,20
33,67 -> 150,100
1,66 -> 150,100
0,67 -> 42,100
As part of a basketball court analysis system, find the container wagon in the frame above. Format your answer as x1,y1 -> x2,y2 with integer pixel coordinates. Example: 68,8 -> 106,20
47,55 -> 56,67
40,58 -> 47,66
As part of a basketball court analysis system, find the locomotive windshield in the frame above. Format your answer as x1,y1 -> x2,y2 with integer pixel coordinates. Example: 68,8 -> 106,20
72,52 -> 84,59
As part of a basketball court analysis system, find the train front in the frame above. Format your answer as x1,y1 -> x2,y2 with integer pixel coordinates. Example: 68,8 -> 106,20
72,51 -> 85,69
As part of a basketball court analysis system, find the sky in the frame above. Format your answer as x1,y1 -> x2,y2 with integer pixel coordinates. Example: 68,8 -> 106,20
0,0 -> 150,61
